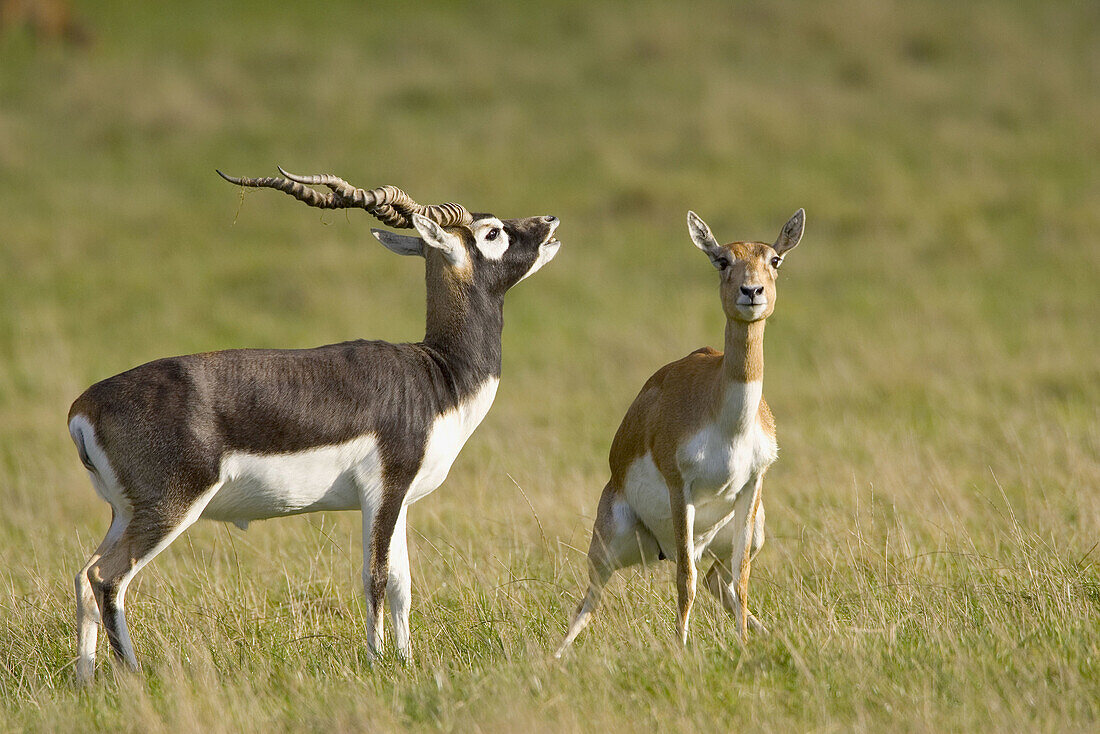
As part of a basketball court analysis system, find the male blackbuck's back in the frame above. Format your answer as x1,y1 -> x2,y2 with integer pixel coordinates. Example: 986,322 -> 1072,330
68,168 -> 561,682
555,209 -> 804,656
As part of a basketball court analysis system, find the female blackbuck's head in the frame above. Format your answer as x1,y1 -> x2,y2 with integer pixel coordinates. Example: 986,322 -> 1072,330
217,168 -> 560,297
687,209 -> 805,323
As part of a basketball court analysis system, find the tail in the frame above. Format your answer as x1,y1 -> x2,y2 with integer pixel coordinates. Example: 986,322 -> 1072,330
69,417 -> 97,474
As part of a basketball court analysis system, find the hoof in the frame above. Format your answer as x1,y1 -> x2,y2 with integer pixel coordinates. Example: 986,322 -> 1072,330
748,614 -> 768,635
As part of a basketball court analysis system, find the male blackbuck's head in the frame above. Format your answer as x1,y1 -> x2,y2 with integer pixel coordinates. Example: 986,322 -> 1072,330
687,209 -> 805,323
217,168 -> 560,297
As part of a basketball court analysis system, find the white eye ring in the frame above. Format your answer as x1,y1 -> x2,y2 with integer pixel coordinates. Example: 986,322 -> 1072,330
485,228 -> 500,241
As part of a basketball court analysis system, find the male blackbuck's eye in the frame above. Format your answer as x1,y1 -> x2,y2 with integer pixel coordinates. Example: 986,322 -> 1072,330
770,256 -> 782,269
485,228 -> 500,241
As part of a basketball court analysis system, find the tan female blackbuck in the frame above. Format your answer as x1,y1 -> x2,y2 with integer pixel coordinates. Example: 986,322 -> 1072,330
556,209 -> 805,655
68,168 -> 561,681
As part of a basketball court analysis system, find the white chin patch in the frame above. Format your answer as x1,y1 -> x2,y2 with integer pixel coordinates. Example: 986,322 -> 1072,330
736,303 -> 768,321
517,241 -> 560,283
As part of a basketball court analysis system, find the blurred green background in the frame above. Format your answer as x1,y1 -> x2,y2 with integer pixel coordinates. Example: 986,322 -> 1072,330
1,1 -> 1098,731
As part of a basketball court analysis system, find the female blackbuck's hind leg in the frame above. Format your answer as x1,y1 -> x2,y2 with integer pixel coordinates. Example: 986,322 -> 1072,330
703,480 -> 768,640
75,510 -> 130,683
84,481 -> 223,678
555,485 -> 661,658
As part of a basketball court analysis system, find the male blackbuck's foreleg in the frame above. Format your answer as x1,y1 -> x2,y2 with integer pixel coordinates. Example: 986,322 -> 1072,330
361,471 -> 416,661
386,507 -> 412,658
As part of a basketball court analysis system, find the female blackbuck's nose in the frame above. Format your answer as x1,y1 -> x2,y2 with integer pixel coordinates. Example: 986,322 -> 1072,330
740,285 -> 765,299
542,215 -> 558,224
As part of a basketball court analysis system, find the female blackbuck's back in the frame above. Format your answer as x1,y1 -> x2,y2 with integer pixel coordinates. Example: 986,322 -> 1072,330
69,168 -> 561,682
555,209 -> 804,657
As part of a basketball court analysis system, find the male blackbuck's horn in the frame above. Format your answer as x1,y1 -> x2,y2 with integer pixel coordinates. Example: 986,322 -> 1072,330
215,167 -> 474,228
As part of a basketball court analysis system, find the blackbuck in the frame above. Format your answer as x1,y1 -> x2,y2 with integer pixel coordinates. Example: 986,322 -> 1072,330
68,168 -> 561,681
556,209 -> 804,656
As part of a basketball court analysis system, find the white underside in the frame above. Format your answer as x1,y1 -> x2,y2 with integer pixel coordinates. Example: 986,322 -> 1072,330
202,377 -> 500,524
622,381 -> 777,561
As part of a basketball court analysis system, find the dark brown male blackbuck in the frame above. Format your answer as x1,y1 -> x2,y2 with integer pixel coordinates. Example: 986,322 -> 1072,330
555,209 -> 804,656
68,168 -> 561,681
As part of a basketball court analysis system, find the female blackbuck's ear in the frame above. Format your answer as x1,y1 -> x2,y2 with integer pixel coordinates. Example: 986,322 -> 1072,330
774,209 -> 805,256
371,229 -> 425,257
412,213 -> 466,267
687,210 -> 728,270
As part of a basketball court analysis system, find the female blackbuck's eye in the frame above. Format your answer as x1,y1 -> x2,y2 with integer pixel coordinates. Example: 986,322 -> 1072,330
485,228 -> 500,241
770,256 -> 782,269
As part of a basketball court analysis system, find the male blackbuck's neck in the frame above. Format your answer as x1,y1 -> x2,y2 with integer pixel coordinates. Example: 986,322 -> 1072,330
715,319 -> 766,431
422,275 -> 504,386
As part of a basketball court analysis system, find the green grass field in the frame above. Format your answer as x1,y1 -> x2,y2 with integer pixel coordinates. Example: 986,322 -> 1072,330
2,0 -> 1098,730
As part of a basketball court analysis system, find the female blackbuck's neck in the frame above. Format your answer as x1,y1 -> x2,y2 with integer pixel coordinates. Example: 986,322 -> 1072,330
715,318 -> 766,431
422,273 -> 504,384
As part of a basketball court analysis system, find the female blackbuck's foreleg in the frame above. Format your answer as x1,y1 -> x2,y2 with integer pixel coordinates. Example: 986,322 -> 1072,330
666,474 -> 697,647
735,479 -> 765,640
703,477 -> 768,640
554,486 -> 661,658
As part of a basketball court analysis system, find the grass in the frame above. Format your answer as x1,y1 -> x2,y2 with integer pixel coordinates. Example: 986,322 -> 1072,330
1,0 -> 1098,730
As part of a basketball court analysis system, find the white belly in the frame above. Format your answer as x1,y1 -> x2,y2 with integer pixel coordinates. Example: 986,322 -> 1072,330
202,434 -> 379,522
200,377 -> 500,524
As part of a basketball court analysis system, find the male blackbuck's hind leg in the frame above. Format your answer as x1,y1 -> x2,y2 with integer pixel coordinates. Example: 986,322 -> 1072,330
75,509 -> 130,683
555,485 -> 661,658
704,480 -> 768,640
86,481 -> 223,675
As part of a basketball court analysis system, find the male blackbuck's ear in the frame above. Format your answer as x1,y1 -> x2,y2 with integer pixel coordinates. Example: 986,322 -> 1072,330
412,213 -> 466,267
774,209 -> 805,256
687,211 -> 728,270
371,229 -> 425,257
